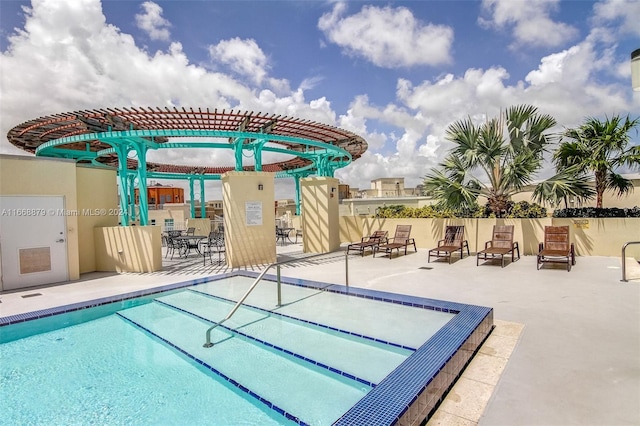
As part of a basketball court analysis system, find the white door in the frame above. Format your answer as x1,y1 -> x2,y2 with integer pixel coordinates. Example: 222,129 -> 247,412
0,196 -> 69,290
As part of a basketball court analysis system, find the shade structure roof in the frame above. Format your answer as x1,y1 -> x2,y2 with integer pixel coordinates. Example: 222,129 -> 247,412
7,107 -> 368,177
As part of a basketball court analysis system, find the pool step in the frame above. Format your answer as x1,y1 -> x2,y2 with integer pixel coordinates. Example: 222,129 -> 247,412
157,289 -> 410,385
117,301 -> 368,425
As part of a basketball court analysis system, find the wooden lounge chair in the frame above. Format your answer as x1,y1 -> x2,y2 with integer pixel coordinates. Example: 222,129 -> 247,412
537,226 -> 575,271
428,225 -> 470,264
347,230 -> 388,256
374,225 -> 416,259
476,225 -> 520,267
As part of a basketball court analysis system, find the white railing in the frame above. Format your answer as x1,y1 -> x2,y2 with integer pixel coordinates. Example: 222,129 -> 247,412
621,241 -> 640,282
203,251 -> 350,348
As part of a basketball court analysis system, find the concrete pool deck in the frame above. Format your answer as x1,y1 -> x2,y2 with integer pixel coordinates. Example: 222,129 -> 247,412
1,243 -> 639,426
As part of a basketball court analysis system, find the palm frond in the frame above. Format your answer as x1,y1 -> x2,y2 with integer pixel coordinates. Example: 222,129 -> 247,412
532,168 -> 595,207
605,173 -> 634,197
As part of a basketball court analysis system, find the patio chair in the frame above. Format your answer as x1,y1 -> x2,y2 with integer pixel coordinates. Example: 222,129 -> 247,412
165,231 -> 185,260
374,225 -> 416,259
185,227 -> 196,236
347,230 -> 388,256
428,225 -> 470,264
201,231 -> 226,266
476,225 -> 520,267
537,226 -> 575,271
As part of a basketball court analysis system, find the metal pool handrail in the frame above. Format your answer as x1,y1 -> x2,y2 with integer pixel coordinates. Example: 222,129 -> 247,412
621,241 -> 640,282
203,251 -> 349,348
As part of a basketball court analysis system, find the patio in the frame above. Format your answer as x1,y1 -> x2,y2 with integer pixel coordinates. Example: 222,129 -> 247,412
1,242 -> 638,426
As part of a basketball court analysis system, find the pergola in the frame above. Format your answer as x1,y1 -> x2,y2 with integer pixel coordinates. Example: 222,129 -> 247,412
7,107 -> 368,225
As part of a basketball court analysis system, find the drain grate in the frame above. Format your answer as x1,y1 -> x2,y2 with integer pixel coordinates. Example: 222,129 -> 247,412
21,293 -> 43,298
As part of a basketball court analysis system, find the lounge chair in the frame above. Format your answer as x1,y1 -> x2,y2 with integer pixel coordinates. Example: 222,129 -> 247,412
476,225 -> 520,267
428,225 -> 470,264
537,226 -> 575,271
347,230 -> 388,256
374,225 -> 416,259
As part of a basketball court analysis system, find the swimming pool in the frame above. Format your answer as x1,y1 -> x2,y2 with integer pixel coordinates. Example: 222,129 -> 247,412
0,271 -> 493,425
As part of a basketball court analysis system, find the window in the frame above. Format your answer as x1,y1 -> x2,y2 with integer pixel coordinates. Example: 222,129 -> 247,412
164,218 -> 174,231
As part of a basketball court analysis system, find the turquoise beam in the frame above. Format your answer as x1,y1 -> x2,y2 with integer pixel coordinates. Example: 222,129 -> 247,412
36,130 -> 352,175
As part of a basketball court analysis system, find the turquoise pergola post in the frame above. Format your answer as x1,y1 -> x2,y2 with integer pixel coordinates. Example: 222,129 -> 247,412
199,176 -> 205,218
294,175 -> 301,215
253,140 -> 264,171
131,141 -> 149,226
128,173 -> 136,222
189,176 -> 195,218
115,144 -> 130,226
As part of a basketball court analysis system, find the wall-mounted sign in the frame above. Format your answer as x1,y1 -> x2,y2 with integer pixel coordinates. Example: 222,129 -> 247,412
246,201 -> 263,226
573,219 -> 590,229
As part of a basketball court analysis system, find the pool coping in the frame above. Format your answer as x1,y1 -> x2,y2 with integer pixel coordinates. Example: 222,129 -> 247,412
0,270 -> 493,425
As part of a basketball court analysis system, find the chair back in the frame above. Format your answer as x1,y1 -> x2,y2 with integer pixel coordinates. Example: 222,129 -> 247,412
186,227 -> 196,236
370,230 -> 388,241
393,225 -> 412,243
207,230 -> 223,244
443,225 -> 465,245
544,226 -> 570,251
491,225 -> 514,249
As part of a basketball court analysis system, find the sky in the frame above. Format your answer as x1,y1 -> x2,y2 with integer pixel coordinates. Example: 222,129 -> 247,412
1,0 -> 639,201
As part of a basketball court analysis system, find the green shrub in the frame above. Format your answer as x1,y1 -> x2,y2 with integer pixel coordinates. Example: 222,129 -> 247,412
374,201 -> 546,219
553,206 -> 640,218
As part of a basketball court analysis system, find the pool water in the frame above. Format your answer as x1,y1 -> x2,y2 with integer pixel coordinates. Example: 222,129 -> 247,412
0,272 -> 492,425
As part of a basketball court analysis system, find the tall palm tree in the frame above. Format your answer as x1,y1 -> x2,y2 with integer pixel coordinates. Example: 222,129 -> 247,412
554,115 -> 640,208
424,104 -> 557,217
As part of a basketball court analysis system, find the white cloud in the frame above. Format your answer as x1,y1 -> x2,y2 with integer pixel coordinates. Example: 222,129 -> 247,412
479,0 -> 578,48
135,1 -> 171,41
208,37 -> 269,85
318,2 -> 453,68
1,0 -> 637,197
592,0 -> 640,36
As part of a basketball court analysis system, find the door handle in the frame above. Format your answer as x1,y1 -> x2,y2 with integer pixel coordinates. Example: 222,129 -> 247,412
56,239 -> 65,243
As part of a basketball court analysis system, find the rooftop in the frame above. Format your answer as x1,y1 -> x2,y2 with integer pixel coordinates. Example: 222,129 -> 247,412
1,244 -> 638,425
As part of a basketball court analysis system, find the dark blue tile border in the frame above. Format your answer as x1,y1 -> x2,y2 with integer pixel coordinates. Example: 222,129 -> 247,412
155,298 -> 377,388
0,270 -> 493,425
189,286 -> 418,352
116,311 -> 309,426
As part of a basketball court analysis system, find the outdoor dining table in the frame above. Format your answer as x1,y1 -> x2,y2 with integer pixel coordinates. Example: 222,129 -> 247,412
276,227 -> 295,246
172,235 -> 208,257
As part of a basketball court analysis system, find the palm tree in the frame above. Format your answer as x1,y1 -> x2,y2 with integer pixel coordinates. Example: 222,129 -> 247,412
554,115 -> 640,208
424,104 -> 557,217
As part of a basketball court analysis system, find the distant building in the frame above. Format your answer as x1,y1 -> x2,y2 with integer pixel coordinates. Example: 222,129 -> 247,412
350,178 -> 423,198
193,200 -> 224,219
134,182 -> 184,209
